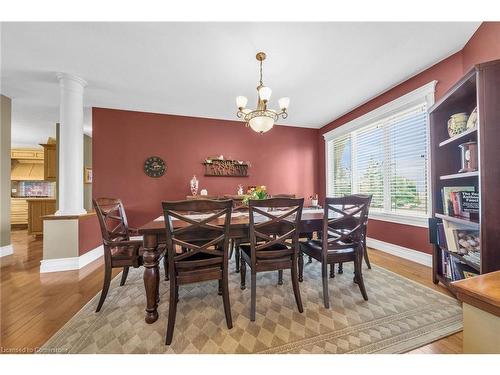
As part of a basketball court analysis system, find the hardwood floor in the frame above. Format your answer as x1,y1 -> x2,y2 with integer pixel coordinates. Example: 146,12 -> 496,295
0,229 -> 462,353
0,229 -> 121,352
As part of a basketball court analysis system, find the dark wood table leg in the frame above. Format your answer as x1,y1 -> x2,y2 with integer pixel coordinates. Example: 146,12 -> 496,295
143,233 -> 161,324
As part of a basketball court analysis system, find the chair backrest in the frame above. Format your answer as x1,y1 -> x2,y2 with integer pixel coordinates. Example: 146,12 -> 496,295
322,195 -> 372,253
271,194 -> 296,198
186,195 -> 221,200
93,197 -> 131,244
162,199 -> 233,268
248,197 -> 304,265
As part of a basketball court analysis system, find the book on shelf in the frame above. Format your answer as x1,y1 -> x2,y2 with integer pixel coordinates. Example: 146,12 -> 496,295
441,186 -> 476,218
436,218 -> 481,269
462,251 -> 481,269
441,251 -> 479,281
436,222 -> 447,250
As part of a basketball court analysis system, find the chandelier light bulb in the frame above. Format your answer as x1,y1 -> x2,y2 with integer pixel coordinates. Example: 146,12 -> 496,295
236,96 -> 248,109
278,97 -> 290,110
248,116 -> 275,134
258,86 -> 272,102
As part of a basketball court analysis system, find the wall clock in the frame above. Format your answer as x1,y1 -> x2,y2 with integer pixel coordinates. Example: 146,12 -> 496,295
144,156 -> 166,178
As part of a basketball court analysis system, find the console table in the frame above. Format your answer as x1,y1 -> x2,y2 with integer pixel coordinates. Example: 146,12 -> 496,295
453,271 -> 500,353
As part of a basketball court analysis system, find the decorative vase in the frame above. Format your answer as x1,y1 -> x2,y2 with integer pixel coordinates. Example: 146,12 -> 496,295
190,175 -> 199,196
237,184 -> 244,196
459,141 -> 478,173
447,112 -> 468,137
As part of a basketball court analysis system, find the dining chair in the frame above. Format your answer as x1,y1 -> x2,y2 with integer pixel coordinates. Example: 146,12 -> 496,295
93,197 -> 166,312
186,195 -> 221,200
269,194 -> 316,285
239,197 -> 304,321
162,199 -> 233,345
270,194 -> 296,198
336,193 -> 372,275
299,195 -> 372,309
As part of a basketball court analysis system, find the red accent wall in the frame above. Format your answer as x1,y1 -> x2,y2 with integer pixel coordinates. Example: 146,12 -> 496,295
318,22 -> 500,254
78,214 -> 101,256
93,108 -> 319,227
462,22 -> 500,72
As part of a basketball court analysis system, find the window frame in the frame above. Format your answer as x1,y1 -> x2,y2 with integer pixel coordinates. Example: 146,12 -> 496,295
323,81 -> 437,228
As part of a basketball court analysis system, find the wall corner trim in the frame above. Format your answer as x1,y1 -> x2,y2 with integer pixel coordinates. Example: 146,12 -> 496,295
0,244 -> 14,257
40,245 -> 103,273
366,237 -> 432,267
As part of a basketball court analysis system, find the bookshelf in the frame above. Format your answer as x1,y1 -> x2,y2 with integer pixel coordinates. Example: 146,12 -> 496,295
439,171 -> 479,180
429,59 -> 500,294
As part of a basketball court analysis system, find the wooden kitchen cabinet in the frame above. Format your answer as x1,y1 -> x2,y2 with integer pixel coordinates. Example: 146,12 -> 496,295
40,144 -> 57,181
11,149 -> 44,160
11,198 -> 28,225
27,199 -> 57,236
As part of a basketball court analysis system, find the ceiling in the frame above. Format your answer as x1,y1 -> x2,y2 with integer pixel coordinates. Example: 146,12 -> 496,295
1,22 -> 480,146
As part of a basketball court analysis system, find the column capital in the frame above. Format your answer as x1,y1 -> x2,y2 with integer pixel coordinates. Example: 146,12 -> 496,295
56,73 -> 87,89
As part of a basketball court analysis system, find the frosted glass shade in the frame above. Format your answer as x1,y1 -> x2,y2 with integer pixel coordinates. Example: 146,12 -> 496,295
278,97 -> 290,110
248,116 -> 274,133
236,96 -> 248,109
258,86 -> 272,101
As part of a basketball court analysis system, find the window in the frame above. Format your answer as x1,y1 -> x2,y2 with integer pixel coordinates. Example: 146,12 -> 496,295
324,82 -> 436,227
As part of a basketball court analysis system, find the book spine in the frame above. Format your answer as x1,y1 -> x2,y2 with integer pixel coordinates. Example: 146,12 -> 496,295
451,192 -> 460,216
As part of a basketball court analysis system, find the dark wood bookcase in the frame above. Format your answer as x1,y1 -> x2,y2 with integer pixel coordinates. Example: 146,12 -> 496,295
429,59 -> 500,293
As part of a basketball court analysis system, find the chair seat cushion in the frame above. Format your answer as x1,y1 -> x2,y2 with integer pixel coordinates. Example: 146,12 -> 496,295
239,243 -> 293,264
300,239 -> 355,262
175,251 -> 223,270
110,240 -> 142,259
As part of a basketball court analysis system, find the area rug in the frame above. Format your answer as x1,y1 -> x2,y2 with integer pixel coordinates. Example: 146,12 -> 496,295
39,261 -> 462,354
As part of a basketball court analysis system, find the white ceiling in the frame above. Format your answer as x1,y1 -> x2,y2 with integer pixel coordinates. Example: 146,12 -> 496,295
1,22 -> 480,146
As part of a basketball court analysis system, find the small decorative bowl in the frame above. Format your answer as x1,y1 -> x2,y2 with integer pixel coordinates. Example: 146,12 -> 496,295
447,112 -> 468,137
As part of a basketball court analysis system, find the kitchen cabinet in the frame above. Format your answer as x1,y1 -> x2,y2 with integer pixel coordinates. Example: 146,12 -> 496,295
11,198 -> 28,225
27,199 -> 56,236
11,148 -> 45,180
40,144 -> 57,181
11,149 -> 44,160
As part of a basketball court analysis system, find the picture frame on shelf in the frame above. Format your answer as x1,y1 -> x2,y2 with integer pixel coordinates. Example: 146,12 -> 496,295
452,228 -> 480,255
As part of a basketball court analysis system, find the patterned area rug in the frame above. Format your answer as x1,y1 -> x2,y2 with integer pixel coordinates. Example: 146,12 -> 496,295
39,261 -> 462,354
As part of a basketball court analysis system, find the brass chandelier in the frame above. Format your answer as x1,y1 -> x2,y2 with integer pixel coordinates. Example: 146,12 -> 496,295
236,52 -> 289,134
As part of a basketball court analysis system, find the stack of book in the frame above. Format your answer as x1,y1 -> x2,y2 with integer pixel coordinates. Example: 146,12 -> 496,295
462,251 -> 480,268
441,251 -> 479,281
437,186 -> 480,280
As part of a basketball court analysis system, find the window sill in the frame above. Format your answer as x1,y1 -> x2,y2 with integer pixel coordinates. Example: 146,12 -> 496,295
368,212 -> 429,228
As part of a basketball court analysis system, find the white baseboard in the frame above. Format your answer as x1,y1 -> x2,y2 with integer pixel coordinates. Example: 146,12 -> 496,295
40,245 -> 103,273
0,244 -> 14,257
366,237 -> 432,267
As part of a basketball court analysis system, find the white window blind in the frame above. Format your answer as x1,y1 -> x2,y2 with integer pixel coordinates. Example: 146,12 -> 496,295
327,102 -> 429,221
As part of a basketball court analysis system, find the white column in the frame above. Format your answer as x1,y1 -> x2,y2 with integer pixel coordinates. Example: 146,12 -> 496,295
55,73 -> 87,215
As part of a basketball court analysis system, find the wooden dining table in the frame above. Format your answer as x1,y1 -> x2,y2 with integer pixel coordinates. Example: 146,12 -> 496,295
138,208 -> 324,324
